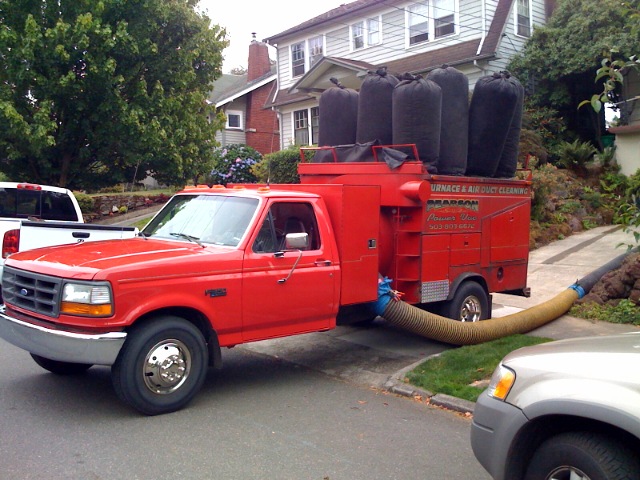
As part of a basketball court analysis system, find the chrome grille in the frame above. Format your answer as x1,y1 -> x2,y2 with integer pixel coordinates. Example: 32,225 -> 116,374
2,266 -> 61,317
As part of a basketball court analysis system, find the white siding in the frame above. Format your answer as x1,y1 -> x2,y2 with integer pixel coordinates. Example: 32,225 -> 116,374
273,0 -> 548,149
215,98 -> 247,147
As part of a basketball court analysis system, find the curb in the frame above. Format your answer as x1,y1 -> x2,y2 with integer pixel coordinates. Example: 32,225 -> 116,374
383,355 -> 476,415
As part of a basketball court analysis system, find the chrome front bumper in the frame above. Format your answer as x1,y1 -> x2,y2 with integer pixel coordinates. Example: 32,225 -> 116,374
0,306 -> 126,365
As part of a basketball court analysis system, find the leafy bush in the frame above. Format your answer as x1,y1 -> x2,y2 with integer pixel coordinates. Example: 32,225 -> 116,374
570,300 -> 640,325
207,144 -> 262,185
555,139 -> 597,172
73,191 -> 95,213
253,144 -> 302,184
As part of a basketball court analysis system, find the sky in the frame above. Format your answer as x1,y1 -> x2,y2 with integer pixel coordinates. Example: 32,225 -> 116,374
196,0 -> 347,73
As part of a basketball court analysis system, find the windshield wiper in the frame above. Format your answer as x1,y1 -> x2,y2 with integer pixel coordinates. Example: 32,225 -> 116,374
170,232 -> 205,248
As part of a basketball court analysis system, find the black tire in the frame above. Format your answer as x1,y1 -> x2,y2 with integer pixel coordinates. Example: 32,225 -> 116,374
30,353 -> 92,375
111,316 -> 208,415
524,432 -> 640,480
442,281 -> 488,322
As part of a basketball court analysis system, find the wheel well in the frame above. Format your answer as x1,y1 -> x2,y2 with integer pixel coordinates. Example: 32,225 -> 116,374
132,307 -> 222,369
505,415 -> 640,479
447,274 -> 488,301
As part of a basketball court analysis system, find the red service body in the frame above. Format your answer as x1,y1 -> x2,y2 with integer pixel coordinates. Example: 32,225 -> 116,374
0,155 -> 531,414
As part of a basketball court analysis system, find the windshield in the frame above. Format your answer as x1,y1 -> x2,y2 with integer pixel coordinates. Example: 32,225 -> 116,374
142,194 -> 259,247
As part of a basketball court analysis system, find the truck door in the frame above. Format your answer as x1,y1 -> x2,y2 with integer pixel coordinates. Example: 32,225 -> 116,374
242,200 -> 337,341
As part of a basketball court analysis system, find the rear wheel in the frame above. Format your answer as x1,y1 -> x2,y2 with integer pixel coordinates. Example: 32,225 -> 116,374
30,354 -> 92,375
442,281 -> 488,322
524,431 -> 640,480
111,316 -> 208,415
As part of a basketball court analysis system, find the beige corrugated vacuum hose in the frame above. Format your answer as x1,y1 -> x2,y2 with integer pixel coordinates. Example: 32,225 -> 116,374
379,248 -> 638,345
382,288 -> 578,345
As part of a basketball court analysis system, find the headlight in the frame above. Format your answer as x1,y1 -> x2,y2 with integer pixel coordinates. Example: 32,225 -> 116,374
487,364 -> 516,401
61,282 -> 113,317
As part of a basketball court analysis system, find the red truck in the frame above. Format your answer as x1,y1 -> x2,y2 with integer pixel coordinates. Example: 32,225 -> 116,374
0,157 -> 531,414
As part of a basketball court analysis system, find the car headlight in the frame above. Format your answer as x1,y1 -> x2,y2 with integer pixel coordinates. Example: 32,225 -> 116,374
487,364 -> 516,401
61,282 -> 113,317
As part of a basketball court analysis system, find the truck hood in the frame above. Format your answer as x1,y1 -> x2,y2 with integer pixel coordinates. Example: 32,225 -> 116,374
5,237 -> 242,280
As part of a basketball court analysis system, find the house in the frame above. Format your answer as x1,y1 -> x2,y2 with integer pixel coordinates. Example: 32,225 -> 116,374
609,69 -> 640,176
263,0 -> 553,149
209,36 -> 280,155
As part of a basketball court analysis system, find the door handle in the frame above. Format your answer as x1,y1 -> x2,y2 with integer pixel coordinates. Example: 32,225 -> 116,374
315,259 -> 332,267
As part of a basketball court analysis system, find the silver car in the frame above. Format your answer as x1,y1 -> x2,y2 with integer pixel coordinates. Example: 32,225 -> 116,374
471,332 -> 640,480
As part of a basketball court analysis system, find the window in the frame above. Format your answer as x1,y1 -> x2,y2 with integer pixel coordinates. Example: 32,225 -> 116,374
516,0 -> 531,37
226,111 -> 242,130
367,17 -> 380,45
352,17 -> 382,50
406,1 -> 457,46
408,3 -> 429,45
310,107 -> 320,145
434,0 -> 455,38
352,21 -> 365,50
293,107 -> 319,146
252,202 -> 320,253
291,41 -> 305,77
294,109 -> 309,145
309,35 -> 324,67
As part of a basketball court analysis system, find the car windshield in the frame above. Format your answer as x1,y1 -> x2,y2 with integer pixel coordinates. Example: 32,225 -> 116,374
142,194 -> 259,247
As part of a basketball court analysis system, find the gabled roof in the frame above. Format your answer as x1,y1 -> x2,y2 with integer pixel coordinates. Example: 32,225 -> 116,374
263,0 -> 386,45
264,0 -> 517,108
209,66 -> 277,107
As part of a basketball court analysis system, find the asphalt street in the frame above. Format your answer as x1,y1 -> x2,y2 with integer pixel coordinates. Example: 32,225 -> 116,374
0,341 -> 489,479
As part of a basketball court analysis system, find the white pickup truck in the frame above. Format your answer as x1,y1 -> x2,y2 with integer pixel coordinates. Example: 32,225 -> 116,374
0,182 -> 138,299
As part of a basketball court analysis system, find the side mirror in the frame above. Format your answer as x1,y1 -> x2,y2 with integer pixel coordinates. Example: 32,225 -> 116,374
284,232 -> 309,250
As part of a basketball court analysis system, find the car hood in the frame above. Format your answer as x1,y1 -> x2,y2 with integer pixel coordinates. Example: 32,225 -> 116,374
502,332 -> 640,410
5,237 -> 241,280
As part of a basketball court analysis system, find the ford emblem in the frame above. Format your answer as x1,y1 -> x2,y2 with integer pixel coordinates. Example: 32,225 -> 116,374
19,288 -> 28,296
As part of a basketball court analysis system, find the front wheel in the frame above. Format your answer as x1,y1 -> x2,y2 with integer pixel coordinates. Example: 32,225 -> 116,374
442,281 -> 488,322
524,431 -> 640,480
31,354 -> 92,375
111,316 -> 208,415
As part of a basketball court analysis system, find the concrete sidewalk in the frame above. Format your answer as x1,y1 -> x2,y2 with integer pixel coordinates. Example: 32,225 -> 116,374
492,224 -> 639,339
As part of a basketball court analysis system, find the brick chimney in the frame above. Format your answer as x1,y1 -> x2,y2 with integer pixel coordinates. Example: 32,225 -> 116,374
247,33 -> 271,82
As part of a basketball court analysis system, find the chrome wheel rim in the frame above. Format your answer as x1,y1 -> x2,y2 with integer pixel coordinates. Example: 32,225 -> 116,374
546,466 -> 590,480
460,296 -> 482,322
143,339 -> 191,394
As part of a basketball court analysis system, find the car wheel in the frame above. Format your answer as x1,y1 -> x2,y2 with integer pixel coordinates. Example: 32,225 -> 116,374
524,431 -> 640,480
30,353 -> 93,375
442,281 -> 488,322
111,316 -> 208,415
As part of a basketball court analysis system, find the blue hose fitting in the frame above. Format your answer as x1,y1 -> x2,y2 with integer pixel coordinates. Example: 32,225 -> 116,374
569,284 -> 586,299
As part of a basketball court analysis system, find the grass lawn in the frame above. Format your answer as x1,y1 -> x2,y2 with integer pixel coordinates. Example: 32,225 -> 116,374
404,334 -> 551,403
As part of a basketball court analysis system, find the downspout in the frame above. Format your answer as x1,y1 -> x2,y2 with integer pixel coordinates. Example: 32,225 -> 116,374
476,0 -> 487,56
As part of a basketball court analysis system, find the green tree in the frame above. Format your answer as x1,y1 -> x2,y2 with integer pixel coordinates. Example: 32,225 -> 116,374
0,0 -> 227,189
508,0 -> 640,148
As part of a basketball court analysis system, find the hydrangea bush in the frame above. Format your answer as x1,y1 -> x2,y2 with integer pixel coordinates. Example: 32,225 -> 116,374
208,144 -> 262,185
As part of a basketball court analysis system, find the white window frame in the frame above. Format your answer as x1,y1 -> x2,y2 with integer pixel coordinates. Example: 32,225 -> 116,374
226,110 -> 243,130
350,16 -> 382,51
405,1 -> 458,47
308,35 -> 324,68
433,0 -> 456,38
514,0 -> 532,38
292,107 -> 320,146
291,41 -> 306,77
